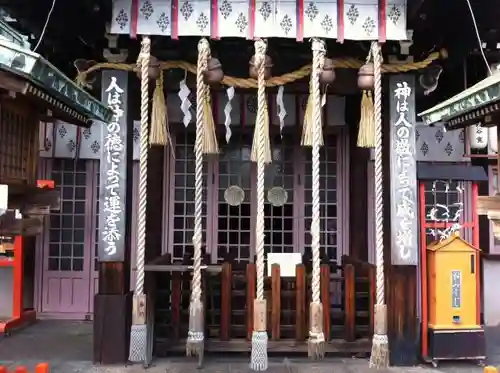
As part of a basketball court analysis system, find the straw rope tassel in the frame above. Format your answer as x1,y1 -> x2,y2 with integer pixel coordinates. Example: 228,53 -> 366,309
186,38 -> 208,361
308,38 -> 326,360
150,70 -> 170,147
129,36 -> 151,363
357,50 -> 375,148
250,38 -> 269,372
369,41 -> 389,369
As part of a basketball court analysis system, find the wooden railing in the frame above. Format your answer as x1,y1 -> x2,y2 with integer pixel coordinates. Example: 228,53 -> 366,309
148,254 -> 381,355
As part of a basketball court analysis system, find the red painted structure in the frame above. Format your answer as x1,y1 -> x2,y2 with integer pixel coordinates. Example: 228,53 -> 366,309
418,181 -> 480,360
0,180 -> 54,335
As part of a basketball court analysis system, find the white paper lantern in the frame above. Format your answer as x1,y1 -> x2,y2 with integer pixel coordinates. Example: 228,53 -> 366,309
467,124 -> 488,149
488,126 -> 498,153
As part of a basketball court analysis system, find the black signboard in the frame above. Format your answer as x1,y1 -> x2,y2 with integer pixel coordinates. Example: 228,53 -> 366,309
98,70 -> 129,262
389,74 -> 418,266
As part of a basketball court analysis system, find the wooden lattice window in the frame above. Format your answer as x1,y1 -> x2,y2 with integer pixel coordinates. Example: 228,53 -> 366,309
0,100 -> 38,184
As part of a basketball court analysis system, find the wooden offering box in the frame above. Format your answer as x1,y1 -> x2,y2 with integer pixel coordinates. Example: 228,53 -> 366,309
426,235 -> 485,366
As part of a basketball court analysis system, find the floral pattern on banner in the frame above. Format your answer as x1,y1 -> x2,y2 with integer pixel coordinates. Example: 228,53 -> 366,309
253,0 -> 297,38
386,0 -> 407,40
53,121 -> 79,159
415,125 -> 466,162
109,0 -> 407,40
38,121 -> 141,161
177,0 -> 212,37
303,0 -> 338,39
136,0 -> 172,35
343,0 -> 379,40
217,0 -> 250,38
79,125 -> 102,159
110,0 -> 132,34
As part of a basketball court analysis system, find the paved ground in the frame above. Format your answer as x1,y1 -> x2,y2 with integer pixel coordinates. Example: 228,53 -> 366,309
0,321 -> 494,373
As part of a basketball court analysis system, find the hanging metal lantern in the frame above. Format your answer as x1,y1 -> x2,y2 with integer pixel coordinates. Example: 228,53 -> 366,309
249,55 -> 273,80
357,63 -> 374,91
488,126 -> 498,153
319,58 -> 336,85
135,55 -> 161,80
467,124 -> 488,150
204,57 -> 224,85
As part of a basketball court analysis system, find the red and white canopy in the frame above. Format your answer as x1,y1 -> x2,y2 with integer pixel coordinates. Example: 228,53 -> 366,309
110,0 -> 407,41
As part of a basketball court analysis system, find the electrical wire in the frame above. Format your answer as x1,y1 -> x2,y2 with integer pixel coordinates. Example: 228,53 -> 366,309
32,0 -> 57,52
464,0 -> 492,76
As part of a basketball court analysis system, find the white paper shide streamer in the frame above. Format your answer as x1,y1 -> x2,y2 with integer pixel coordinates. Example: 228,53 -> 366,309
276,85 -> 286,136
178,78 -> 192,127
225,86 -> 235,143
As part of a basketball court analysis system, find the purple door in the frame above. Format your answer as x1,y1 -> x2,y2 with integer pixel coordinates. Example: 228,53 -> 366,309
38,159 -> 96,319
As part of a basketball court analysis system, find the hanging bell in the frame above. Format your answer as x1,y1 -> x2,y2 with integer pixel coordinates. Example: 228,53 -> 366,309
249,55 -> 273,80
135,55 -> 161,81
203,57 -> 224,85
319,58 -> 336,85
357,63 -> 374,91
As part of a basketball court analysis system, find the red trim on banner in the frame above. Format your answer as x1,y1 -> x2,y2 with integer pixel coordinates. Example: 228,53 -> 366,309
337,0 -> 344,43
297,0 -> 304,42
248,0 -> 256,39
172,0 -> 179,39
130,0 -> 139,39
378,0 -> 387,43
212,0 -> 219,39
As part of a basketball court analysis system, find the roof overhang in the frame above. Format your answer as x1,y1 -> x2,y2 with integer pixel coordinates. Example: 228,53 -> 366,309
0,38 -> 112,127
418,73 -> 500,130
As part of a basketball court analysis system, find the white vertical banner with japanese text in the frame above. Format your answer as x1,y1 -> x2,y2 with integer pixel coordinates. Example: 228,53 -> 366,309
98,70 -> 129,262
389,74 -> 418,266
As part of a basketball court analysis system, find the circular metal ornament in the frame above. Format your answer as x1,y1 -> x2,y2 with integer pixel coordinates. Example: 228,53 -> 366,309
267,186 -> 288,207
224,185 -> 245,206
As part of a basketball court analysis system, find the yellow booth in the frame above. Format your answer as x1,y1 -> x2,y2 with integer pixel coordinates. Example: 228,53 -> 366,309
426,235 -> 485,366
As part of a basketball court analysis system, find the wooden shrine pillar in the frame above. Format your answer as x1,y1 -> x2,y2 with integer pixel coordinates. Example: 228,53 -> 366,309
386,74 -> 419,365
93,69 -> 133,364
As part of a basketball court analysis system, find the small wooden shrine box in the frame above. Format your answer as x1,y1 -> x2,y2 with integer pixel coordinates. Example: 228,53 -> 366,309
426,235 -> 485,364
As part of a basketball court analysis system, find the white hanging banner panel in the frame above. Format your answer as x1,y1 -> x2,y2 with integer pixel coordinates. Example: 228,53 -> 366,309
109,0 -> 407,40
415,125 -> 466,162
38,120 -> 141,161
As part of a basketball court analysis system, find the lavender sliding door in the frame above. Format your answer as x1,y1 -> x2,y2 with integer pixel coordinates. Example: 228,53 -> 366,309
38,159 -> 95,319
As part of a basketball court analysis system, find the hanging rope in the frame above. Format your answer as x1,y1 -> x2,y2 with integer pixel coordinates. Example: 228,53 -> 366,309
249,38 -> 269,372
76,50 -> 447,89
186,38 -> 209,360
128,35 -> 151,363
308,38 -> 326,360
198,39 -> 218,154
369,41 -> 389,369
135,36 -> 151,299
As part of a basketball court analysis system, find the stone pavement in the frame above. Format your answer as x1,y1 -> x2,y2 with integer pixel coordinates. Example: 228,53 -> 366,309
0,321 -> 492,373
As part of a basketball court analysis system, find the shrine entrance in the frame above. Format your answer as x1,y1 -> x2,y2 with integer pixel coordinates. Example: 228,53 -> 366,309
165,129 -> 345,263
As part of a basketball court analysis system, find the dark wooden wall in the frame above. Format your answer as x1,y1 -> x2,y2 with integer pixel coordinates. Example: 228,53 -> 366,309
347,94 -> 369,261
